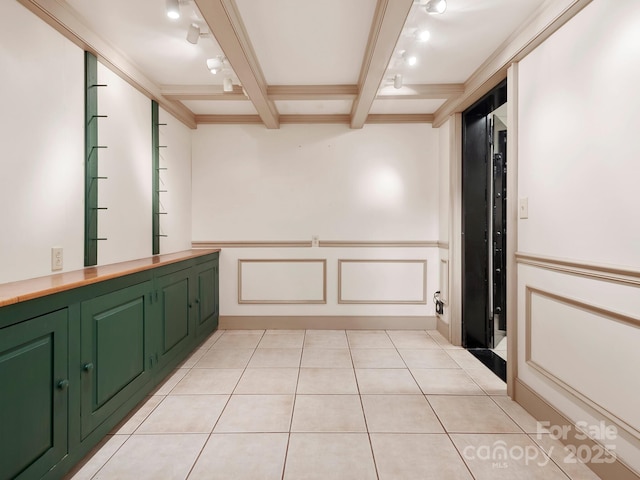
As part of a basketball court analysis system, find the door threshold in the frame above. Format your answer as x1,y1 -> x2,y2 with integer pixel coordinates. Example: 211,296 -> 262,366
467,348 -> 506,382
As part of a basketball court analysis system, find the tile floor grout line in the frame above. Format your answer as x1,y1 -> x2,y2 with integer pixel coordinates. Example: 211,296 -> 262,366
525,431 -> 580,480
281,329 -> 308,480
346,336 -> 381,479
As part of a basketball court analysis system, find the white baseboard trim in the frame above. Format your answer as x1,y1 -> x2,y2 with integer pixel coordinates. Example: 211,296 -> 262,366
436,315 -> 450,340
219,315 -> 437,330
515,378 -> 640,480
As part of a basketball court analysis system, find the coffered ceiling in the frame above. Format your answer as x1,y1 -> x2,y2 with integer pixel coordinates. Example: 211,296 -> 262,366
21,0 -> 548,128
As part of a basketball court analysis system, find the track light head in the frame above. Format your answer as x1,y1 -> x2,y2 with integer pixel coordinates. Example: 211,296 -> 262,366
393,74 -> 403,89
166,0 -> 180,19
187,23 -> 200,44
206,57 -> 224,75
424,0 -> 446,14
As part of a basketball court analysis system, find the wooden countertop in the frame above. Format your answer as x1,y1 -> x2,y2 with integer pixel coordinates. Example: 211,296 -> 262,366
0,249 -> 220,308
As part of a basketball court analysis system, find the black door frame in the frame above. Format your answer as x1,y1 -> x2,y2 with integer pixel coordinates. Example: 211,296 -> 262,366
461,80 -> 507,349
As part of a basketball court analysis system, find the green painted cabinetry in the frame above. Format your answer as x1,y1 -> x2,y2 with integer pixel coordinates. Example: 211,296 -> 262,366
80,282 -> 152,439
194,260 -> 219,337
155,268 -> 192,371
0,251 -> 219,480
0,309 -> 68,480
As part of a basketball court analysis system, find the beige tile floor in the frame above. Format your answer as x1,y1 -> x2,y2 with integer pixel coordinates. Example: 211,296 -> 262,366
66,329 -> 601,480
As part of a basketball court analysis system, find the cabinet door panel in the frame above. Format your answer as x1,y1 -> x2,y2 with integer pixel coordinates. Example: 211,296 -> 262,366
0,309 -> 67,480
195,260 -> 219,336
94,298 -> 145,407
159,271 -> 190,356
81,283 -> 150,438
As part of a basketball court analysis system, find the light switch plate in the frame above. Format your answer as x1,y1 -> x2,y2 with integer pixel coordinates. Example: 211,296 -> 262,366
519,198 -> 529,219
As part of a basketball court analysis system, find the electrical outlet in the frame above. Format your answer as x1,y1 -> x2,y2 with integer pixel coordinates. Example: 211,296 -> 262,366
51,247 -> 63,271
312,235 -> 319,247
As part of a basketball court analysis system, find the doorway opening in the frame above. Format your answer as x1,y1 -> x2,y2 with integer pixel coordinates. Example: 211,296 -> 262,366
461,80 -> 507,381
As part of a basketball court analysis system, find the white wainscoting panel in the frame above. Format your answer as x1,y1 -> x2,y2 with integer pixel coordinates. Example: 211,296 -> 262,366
339,260 -> 426,304
238,259 -> 326,304
526,287 -> 640,439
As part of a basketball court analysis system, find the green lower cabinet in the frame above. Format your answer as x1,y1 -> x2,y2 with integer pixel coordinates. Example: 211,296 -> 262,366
155,268 -> 192,370
80,282 -> 152,439
0,309 -> 68,480
0,252 -> 220,479
194,259 -> 219,337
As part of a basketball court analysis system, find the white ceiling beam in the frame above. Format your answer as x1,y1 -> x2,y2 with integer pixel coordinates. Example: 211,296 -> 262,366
376,84 -> 465,100
161,85 -> 248,101
432,0 -> 593,127
350,0 -> 414,129
194,0 -> 279,129
268,85 -> 359,101
194,114 -> 433,125
17,0 -> 197,129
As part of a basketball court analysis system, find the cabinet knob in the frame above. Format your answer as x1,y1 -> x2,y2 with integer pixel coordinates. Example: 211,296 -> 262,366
195,298 -> 200,304
83,362 -> 94,372
57,379 -> 69,390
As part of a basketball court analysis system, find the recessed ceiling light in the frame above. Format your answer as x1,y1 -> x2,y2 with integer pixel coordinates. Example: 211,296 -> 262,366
407,56 -> 417,66
166,0 -> 180,19
424,0 -> 447,14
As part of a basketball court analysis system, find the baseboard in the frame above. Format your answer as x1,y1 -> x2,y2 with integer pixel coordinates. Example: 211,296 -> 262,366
219,315 -> 437,330
515,378 -> 640,480
436,315 -> 450,340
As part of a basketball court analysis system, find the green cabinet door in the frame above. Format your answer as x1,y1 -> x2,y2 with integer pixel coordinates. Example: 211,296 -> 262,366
80,282 -> 151,439
194,260 -> 219,338
155,268 -> 192,369
0,309 -> 68,480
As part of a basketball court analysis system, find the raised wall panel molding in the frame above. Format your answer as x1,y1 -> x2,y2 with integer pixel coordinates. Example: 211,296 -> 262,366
338,259 -> 427,305
516,252 -> 640,287
238,259 -> 327,304
525,286 -> 640,441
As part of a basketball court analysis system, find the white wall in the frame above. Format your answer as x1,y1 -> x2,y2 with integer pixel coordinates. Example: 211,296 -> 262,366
97,63 -> 152,265
437,119 -> 451,326
192,123 -> 441,318
0,1 -> 84,283
0,3 -> 194,285
517,0 -> 640,471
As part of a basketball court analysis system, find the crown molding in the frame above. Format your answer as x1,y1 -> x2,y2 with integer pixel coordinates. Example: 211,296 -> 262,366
17,0 -> 197,129
432,0 -> 593,127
